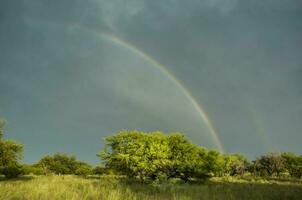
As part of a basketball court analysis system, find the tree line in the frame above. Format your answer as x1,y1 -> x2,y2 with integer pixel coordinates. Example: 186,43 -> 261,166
1,119 -> 301,182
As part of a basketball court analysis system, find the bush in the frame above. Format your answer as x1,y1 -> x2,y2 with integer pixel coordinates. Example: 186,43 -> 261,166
22,164 -> 44,175
2,164 -> 23,179
92,166 -> 109,175
75,165 -> 92,176
36,153 -> 92,175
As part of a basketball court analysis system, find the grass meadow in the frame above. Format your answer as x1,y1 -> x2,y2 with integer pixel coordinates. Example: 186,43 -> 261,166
0,175 -> 301,200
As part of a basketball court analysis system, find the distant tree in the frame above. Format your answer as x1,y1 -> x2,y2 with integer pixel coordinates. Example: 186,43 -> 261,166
22,164 -> 44,175
252,153 -> 286,177
92,165 -> 118,175
92,166 -> 107,175
0,118 -> 23,178
281,152 -> 302,178
37,153 -> 92,175
75,163 -> 92,177
0,118 -> 6,139
223,154 -> 249,176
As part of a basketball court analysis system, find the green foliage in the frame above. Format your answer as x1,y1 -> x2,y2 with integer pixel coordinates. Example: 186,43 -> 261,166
22,164 -> 45,175
92,166 -> 107,175
92,165 -> 119,175
205,150 -> 225,177
36,153 -> 92,175
223,154 -> 249,176
167,134 -> 208,180
0,118 -> 6,139
0,140 -> 23,166
99,131 -> 302,183
1,118 -> 302,184
75,164 -> 93,176
99,131 -> 223,182
99,130 -> 171,182
281,152 -> 302,178
2,164 -> 23,179
251,153 -> 286,177
0,118 -> 23,178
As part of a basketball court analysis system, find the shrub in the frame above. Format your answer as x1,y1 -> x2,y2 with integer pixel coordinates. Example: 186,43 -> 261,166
92,166 -> 109,175
36,153 -> 92,175
75,165 -> 92,176
2,164 -> 23,179
22,164 -> 44,175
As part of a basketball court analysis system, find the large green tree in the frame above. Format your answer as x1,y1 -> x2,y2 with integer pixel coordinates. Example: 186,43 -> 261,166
0,118 -> 23,178
99,131 -> 213,182
99,130 -> 171,182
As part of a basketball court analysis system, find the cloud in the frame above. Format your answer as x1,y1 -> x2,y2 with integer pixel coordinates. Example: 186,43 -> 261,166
92,0 -> 239,32
94,0 -> 144,30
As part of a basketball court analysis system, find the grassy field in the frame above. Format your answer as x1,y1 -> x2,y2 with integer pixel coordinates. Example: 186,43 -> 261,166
0,175 -> 301,200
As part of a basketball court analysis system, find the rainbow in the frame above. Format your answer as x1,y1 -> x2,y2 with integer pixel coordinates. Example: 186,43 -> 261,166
27,18 -> 225,152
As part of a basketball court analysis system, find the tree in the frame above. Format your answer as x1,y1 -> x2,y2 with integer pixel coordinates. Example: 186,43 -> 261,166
281,152 -> 302,178
223,154 -> 249,176
92,165 -> 107,175
167,134 -> 208,181
0,118 -> 6,139
75,164 -> 92,177
22,164 -> 44,175
99,131 -> 217,182
37,153 -> 92,175
252,153 -> 286,177
92,165 -> 118,175
0,118 -> 24,178
204,150 -> 225,177
98,131 -> 302,182
99,130 -> 171,182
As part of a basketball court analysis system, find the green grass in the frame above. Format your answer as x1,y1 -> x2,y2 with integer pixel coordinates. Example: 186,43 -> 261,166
0,175 -> 301,200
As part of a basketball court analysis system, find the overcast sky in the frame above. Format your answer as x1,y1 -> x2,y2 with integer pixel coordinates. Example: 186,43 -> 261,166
0,0 -> 301,164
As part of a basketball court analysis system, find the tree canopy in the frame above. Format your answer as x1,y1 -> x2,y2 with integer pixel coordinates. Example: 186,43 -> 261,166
0,118 -> 23,178
99,130 -> 224,182
0,118 -> 301,182
36,153 -> 92,176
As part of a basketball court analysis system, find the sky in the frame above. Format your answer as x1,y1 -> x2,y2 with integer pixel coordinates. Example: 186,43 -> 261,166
0,0 -> 301,164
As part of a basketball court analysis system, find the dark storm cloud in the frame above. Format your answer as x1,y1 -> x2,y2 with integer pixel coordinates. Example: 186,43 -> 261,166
0,0 -> 301,163
94,0 -> 302,154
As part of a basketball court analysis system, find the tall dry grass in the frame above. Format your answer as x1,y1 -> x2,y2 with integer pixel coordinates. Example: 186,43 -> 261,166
0,175 -> 301,200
